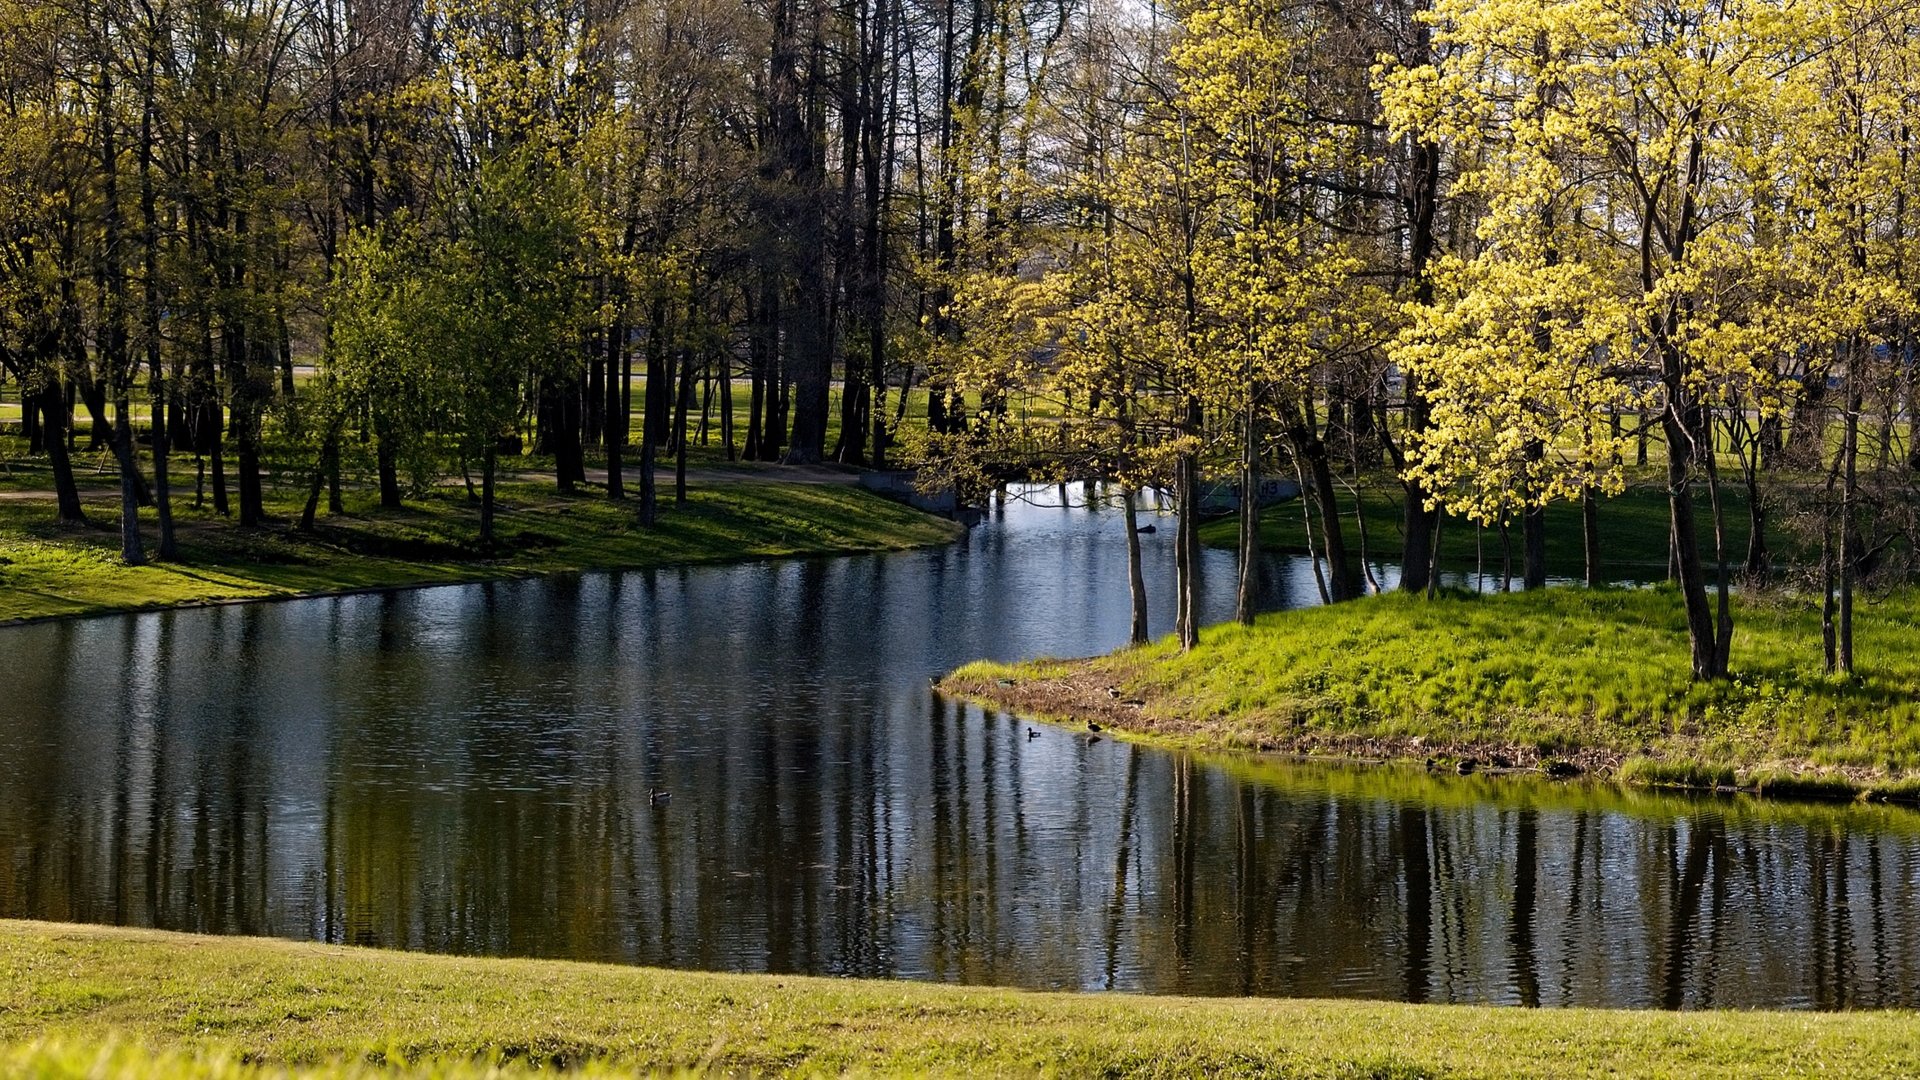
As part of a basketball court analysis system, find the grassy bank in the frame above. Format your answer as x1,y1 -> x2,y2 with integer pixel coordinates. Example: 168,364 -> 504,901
4,921 -> 1918,1077
943,585 -> 1920,798
0,480 -> 959,623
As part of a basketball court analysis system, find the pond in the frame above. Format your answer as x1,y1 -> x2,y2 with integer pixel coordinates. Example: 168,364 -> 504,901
2,485 -> 1916,1009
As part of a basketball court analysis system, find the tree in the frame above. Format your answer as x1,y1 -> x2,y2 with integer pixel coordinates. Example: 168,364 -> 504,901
1382,0 -> 1840,678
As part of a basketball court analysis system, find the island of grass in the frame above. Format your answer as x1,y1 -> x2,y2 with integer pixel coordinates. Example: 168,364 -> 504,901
0,477 -> 960,624
942,584 -> 1920,802
4,920 -> 1917,1078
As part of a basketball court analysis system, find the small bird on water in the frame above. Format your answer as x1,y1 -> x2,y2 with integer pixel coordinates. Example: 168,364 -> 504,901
1087,721 -> 1102,732
650,788 -> 671,806
1027,728 -> 1040,740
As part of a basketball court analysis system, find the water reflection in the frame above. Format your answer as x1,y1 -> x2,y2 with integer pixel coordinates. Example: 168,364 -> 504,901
1,487 -> 1917,1008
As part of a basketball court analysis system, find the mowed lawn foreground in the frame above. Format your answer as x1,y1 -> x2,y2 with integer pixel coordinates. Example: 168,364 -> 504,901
1,922 -> 1917,1078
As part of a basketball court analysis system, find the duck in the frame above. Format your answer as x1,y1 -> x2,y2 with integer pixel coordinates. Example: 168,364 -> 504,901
1026,728 -> 1040,740
649,788 -> 671,806
1087,721 -> 1103,732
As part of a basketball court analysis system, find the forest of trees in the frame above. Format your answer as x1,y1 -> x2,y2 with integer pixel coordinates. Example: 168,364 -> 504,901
5,0 -> 1920,682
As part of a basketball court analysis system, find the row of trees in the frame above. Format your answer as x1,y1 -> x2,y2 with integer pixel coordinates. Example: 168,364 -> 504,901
6,0 -> 1920,680
0,0 -> 1076,549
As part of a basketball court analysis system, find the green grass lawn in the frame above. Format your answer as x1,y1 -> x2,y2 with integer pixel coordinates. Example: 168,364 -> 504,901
1199,481 -> 1758,581
945,584 -> 1920,796
3,921 -> 1917,1078
0,481 -> 959,623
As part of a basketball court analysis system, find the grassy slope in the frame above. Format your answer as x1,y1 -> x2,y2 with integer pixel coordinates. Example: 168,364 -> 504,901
945,585 -> 1920,792
0,482 -> 959,623
4,922 -> 1918,1078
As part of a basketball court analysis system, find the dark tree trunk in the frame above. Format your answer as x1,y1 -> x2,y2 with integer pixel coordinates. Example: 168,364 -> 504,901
1523,505 -> 1547,590
1582,487 -> 1600,587
637,301 -> 667,526
39,382 -> 87,524
1175,449 -> 1199,651
606,309 -> 629,500
1124,487 -> 1148,645
1664,395 -> 1726,680
139,58 -> 176,560
375,415 -> 403,509
1839,364 -> 1861,674
479,443 -> 497,551
1283,401 -> 1360,602
1236,401 -> 1261,625
97,64 -> 143,565
674,346 -> 695,505
1397,43 -> 1443,595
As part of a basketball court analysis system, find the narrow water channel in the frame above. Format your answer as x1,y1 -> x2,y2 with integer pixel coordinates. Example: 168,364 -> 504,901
2,486 -> 1916,1009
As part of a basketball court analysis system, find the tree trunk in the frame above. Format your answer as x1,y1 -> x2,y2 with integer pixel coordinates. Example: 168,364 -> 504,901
1283,401 -> 1360,602
1236,401 -> 1261,625
1743,466 -> 1769,580
1664,399 -> 1726,681
607,314 -> 629,500
1582,487 -> 1600,587
1124,487 -> 1148,645
1522,440 -> 1546,589
112,403 -> 145,565
1175,450 -> 1199,651
139,66 -> 176,559
480,443 -> 497,552
375,414 -> 402,508
674,345 -> 695,506
1839,366 -> 1861,675
1523,505 -> 1547,590
39,383 -> 86,524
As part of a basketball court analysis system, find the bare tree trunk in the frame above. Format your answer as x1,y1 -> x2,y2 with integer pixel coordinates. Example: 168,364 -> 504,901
1582,487 -> 1600,587
674,345 -> 695,506
1175,451 -> 1200,651
1665,394 -> 1726,680
606,308 -> 628,500
1236,401 -> 1261,625
480,443 -> 497,552
1283,401 -> 1360,602
638,300 -> 666,526
98,65 -> 143,564
39,382 -> 86,524
1522,441 -> 1545,589
139,52 -> 175,559
375,415 -> 402,508
1124,488 -> 1148,645
1839,362 -> 1861,674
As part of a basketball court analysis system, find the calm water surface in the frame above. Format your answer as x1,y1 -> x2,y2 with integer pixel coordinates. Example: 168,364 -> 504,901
4,486 -> 1919,1009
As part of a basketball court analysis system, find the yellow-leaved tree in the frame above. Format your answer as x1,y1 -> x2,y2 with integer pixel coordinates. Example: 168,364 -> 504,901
1380,0 -> 1854,679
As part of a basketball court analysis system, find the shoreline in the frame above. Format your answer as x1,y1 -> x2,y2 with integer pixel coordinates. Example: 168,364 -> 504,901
939,661 -> 1920,807
937,586 -> 1920,808
0,481 -> 964,626
0,536 -> 958,630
